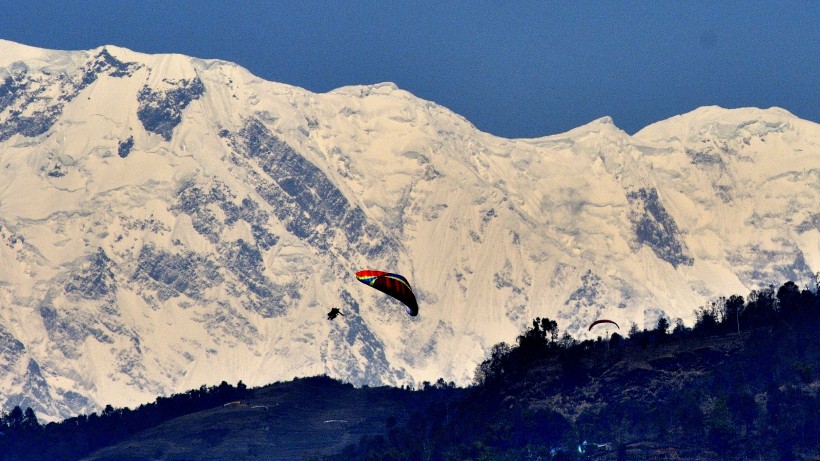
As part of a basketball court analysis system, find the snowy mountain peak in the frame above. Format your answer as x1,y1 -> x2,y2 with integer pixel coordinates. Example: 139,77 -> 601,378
634,105 -> 811,144
0,39 -> 54,63
331,81 -> 402,96
567,115 -> 618,133
526,115 -> 627,145
589,115 -> 616,126
0,41 -> 818,421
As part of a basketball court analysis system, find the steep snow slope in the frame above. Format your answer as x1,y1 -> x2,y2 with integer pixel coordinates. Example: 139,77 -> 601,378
0,40 -> 817,420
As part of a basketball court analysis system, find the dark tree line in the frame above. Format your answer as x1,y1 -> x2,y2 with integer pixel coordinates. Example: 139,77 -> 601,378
1,279 -> 817,460
0,406 -> 39,432
0,381 -> 249,461
328,279 -> 819,460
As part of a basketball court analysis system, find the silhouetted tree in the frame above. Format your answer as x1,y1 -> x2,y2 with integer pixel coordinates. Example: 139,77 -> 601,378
517,317 -> 558,348
672,317 -> 688,337
474,342 -> 512,386
695,303 -> 720,335
743,286 -> 777,328
21,408 -> 39,431
5,406 -> 23,430
655,316 -> 669,336
722,295 -> 744,333
558,331 -> 577,349
776,281 -> 801,317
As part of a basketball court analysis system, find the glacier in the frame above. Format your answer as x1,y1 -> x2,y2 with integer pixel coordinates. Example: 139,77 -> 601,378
0,40 -> 817,421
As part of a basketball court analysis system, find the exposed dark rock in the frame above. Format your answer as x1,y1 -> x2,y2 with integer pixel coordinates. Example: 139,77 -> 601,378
796,213 -> 819,233
494,271 -> 513,289
131,243 -> 222,301
728,243 -> 814,287
4,360 -> 52,417
198,301 -> 258,345
223,118 -> 395,259
565,271 -> 603,305
221,239 -> 273,300
65,248 -> 116,300
627,188 -> 693,267
685,148 -> 724,166
333,290 -> 396,385
46,165 -> 65,177
0,69 -> 62,142
560,270 -> 609,333
172,180 -> 227,243
117,136 -> 134,158
250,223 -> 278,250
90,49 -> 142,79
77,49 -> 142,90
137,77 -> 205,141
173,180 -> 278,252
56,390 -> 94,416
38,302 -> 84,358
0,324 -> 25,373
1,51 -> 143,143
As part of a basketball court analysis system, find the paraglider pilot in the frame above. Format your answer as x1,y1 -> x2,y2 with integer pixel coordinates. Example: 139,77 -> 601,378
327,307 -> 344,320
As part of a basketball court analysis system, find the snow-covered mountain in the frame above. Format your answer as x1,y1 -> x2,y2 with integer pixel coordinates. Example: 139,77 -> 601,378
0,40 -> 817,421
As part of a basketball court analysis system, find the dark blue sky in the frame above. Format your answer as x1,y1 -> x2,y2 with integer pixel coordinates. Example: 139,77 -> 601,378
2,1 -> 817,138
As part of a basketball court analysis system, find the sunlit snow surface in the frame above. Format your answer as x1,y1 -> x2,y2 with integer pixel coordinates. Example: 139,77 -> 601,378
0,40 -> 818,420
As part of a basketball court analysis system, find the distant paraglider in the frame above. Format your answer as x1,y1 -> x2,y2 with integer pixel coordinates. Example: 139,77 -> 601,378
327,307 -> 344,320
355,270 -> 419,316
589,319 -> 619,331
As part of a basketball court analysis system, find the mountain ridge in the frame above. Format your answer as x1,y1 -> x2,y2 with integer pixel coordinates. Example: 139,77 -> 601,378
0,40 -> 817,421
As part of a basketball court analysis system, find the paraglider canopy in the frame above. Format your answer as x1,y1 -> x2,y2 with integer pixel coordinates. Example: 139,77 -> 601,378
588,319 -> 619,331
356,270 -> 419,316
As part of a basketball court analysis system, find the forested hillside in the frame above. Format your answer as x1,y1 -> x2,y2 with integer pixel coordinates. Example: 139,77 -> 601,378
331,280 -> 819,460
1,280 -> 817,460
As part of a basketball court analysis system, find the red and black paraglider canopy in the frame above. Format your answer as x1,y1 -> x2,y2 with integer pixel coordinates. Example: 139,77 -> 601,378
356,270 -> 419,316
